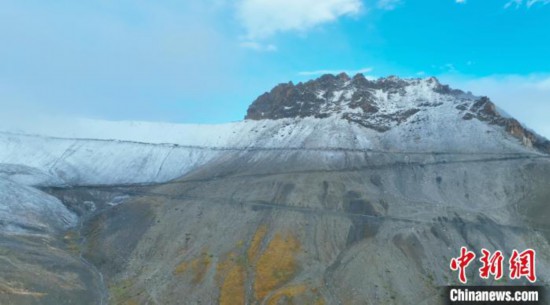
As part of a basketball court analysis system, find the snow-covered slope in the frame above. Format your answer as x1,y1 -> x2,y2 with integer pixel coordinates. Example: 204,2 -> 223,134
0,117 -> 374,185
0,177 -> 77,235
0,75 -> 546,186
0,133 -> 224,185
0,163 -> 66,187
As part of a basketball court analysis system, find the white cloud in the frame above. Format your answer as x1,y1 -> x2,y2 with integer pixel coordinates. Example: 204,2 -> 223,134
239,41 -> 277,52
505,0 -> 550,8
377,0 -> 402,10
440,74 -> 550,139
526,0 -> 550,6
298,67 -> 374,76
504,0 -> 522,8
432,63 -> 458,73
236,0 -> 362,38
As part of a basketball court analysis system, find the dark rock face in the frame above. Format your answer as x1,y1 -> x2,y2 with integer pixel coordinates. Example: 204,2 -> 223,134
246,73 -> 550,154
245,73 -> 352,120
245,73 -> 468,133
459,96 -> 550,153
246,74 -> 463,122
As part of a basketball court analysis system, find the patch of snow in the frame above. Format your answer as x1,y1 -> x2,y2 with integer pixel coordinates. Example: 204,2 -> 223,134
107,195 -> 130,207
0,177 -> 77,235
331,90 -> 344,102
316,90 -> 326,100
0,163 -> 67,187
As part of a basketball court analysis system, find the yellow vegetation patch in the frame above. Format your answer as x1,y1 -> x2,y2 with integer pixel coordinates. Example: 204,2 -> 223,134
190,253 -> 212,284
248,225 -> 268,262
215,252 -> 240,287
267,284 -> 308,305
173,252 -> 212,284
174,261 -> 190,275
219,264 -> 246,305
254,233 -> 301,301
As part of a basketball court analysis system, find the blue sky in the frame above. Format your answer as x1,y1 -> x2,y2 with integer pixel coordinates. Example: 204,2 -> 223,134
1,0 -> 549,136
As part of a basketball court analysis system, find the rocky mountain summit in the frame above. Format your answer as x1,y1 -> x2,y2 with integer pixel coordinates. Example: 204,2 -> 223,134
1,75 -> 550,305
247,73 -> 550,153
246,73 -> 463,123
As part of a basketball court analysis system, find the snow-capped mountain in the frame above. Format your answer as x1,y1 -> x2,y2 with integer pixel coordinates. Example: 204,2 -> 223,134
0,75 -> 547,187
247,73 -> 549,153
1,74 -> 550,305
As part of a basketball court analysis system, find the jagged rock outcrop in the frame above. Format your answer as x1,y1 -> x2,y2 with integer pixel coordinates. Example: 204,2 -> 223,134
246,74 -> 464,127
461,96 -> 550,152
247,74 -> 550,153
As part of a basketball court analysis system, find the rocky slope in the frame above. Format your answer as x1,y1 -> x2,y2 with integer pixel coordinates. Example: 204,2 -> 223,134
247,73 -> 549,153
1,74 -> 549,305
